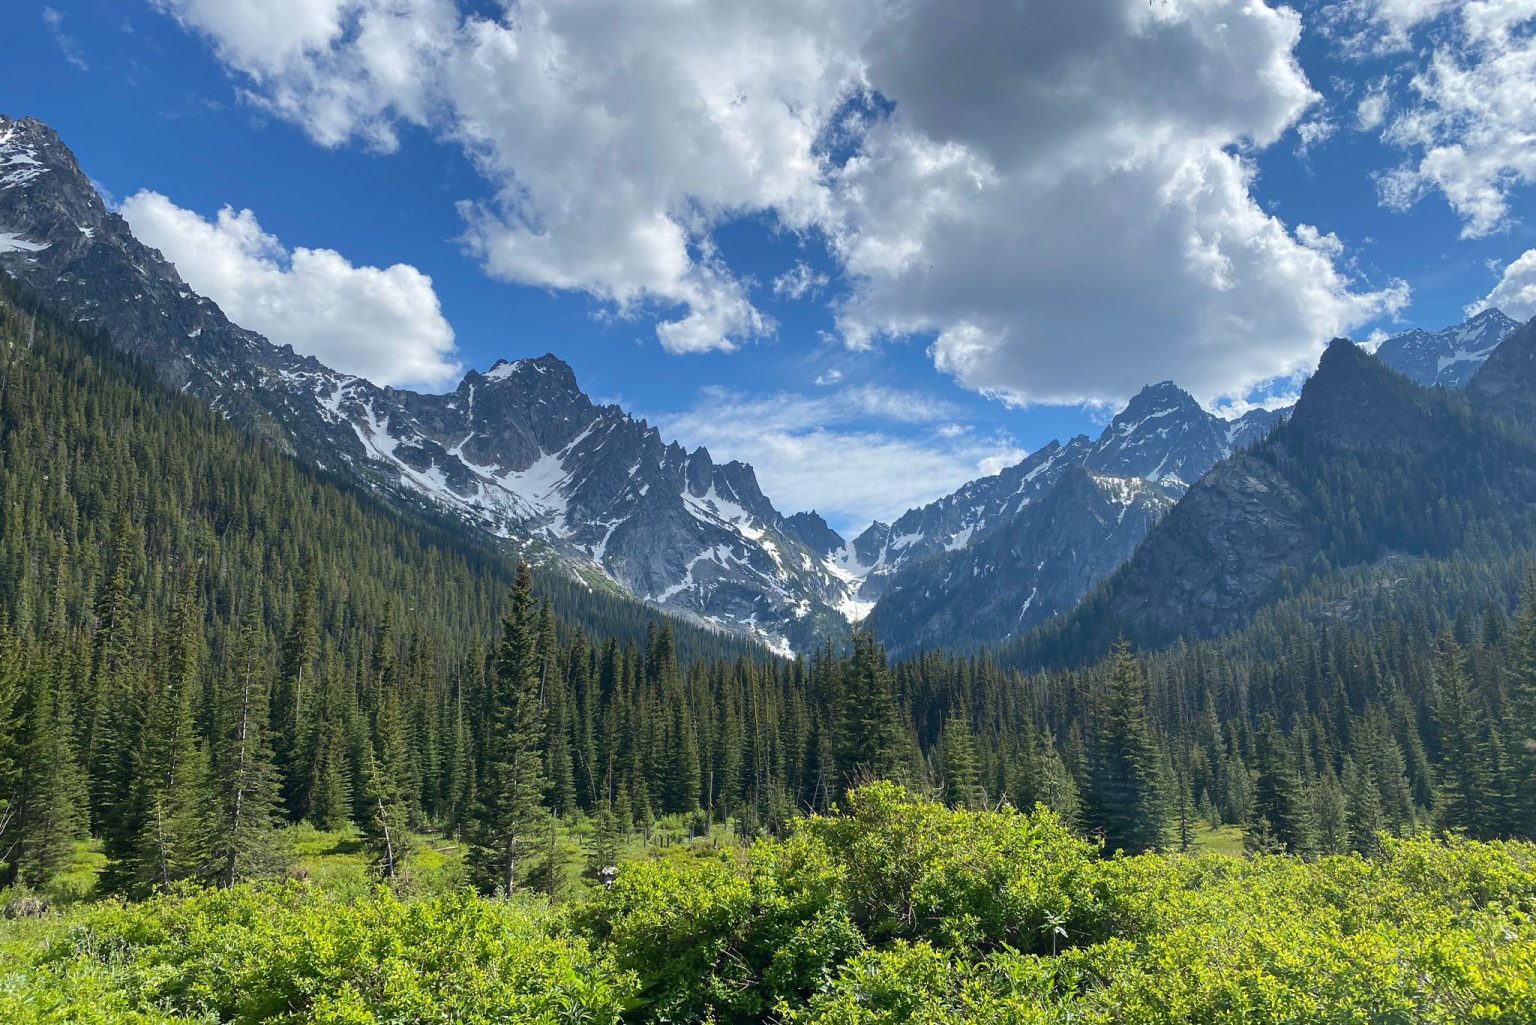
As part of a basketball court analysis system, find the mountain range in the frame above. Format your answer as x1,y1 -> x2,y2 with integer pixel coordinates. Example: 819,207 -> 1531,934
1017,318 -> 1536,666
0,113 -> 1525,656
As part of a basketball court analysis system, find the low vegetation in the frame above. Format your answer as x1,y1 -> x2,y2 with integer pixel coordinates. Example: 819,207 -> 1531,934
3,785 -> 1532,1024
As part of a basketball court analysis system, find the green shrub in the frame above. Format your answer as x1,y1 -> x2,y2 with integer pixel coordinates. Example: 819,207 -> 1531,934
783,782 -> 1107,953
4,884 -> 633,1024
574,845 -> 862,1022
5,790 -> 1535,1024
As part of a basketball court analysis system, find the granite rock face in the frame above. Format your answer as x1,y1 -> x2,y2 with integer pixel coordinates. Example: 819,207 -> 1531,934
0,115 -> 852,654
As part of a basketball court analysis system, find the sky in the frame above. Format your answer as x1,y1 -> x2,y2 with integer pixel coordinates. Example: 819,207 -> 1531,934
6,0 -> 1536,537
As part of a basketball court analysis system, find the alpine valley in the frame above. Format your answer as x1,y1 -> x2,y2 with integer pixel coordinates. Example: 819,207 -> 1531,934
0,115 -> 1526,658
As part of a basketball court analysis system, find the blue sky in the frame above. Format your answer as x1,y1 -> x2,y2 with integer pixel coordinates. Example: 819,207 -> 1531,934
6,0 -> 1535,536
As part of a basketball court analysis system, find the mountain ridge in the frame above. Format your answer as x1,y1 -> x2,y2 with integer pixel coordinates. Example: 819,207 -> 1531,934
9,112 -> 1530,658
0,113 -> 853,654
1011,327 -> 1536,666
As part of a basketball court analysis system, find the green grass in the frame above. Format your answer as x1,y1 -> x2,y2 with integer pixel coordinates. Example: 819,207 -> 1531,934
40,840 -> 106,906
1191,822 -> 1247,856
11,818 -> 1251,912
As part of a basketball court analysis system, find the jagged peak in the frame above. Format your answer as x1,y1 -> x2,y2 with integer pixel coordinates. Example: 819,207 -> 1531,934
1289,336 -> 1435,449
470,353 -> 580,394
1122,379 -> 1201,411
0,114 -> 56,145
1468,306 -> 1512,324
1319,335 -> 1376,369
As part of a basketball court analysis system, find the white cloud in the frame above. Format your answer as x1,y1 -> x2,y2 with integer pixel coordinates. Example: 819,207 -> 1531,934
826,0 -> 1407,406
813,368 -> 844,386
1470,249 -> 1536,321
149,0 -> 455,151
773,261 -> 831,301
1356,81 -> 1390,131
42,6 -> 89,71
121,190 -> 460,389
1357,1 -> 1536,238
1360,327 -> 1392,353
655,385 -> 1022,531
1295,116 -> 1337,156
1323,0 -> 1458,56
158,0 -> 1404,405
1295,223 -> 1346,256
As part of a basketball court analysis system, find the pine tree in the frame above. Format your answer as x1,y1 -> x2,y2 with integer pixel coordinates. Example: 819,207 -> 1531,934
299,663 -> 353,830
1083,642 -> 1167,854
84,520 -> 141,832
668,703 -> 703,813
1343,756 -> 1385,855
468,564 -> 548,895
1009,732 -> 1081,827
586,804 -> 621,882
937,712 -> 984,808
0,622 -> 23,881
126,579 -> 208,892
206,609 -> 282,887
2,653 -> 87,887
835,632 -> 907,797
361,688 -> 415,880
1310,774 -> 1349,855
88,523 -> 150,875
272,564 -> 320,819
540,606 -> 577,817
1431,634 -> 1493,837
1504,576 -> 1536,835
1245,715 -> 1315,855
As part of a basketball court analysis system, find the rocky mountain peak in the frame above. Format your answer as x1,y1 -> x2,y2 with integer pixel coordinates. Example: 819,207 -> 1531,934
1468,316 -> 1536,429
1290,337 -> 1438,451
1,115 -> 859,656
1120,380 -> 1202,417
2,114 -> 112,261
1373,308 -> 1518,388
782,511 -> 844,558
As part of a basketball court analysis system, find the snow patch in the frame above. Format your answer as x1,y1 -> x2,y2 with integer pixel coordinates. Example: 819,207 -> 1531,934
0,232 -> 49,253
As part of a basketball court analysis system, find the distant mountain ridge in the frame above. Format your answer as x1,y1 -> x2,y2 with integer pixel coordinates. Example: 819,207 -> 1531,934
1014,328 -> 1536,666
1373,308 -> 1517,388
852,382 -> 1283,654
5,112 -> 1528,657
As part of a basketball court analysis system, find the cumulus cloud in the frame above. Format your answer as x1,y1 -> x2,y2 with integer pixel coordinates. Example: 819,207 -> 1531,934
1347,1 -> 1536,238
655,385 -> 1023,532
827,0 -> 1406,406
121,190 -> 460,388
149,0 -> 455,151
1470,249 -> 1536,321
156,0 -> 1404,406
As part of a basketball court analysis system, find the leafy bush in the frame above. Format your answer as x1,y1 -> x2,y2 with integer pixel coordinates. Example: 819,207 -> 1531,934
783,782 -> 1107,953
574,844 -> 862,1022
793,830 -> 1536,1024
1,884 -> 633,1024
4,790 -> 1535,1024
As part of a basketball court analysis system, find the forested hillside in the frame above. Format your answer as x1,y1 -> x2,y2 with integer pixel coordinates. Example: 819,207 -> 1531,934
0,279 -> 789,892
6,274 -> 1536,907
